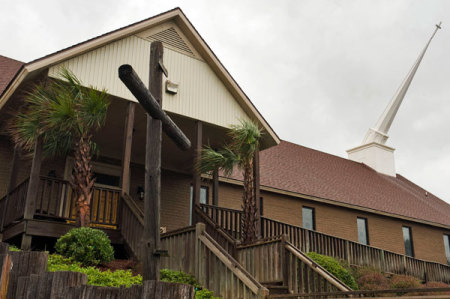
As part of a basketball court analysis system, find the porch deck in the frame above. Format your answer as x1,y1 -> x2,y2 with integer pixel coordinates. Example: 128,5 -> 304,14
0,176 -> 122,244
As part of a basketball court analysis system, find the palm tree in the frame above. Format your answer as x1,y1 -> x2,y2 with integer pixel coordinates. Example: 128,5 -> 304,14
9,68 -> 109,227
198,120 -> 261,244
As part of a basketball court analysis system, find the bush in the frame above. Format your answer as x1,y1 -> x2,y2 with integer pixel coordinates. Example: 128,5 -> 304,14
389,274 -> 421,289
48,254 -> 142,287
306,252 -> 358,290
357,271 -> 389,291
160,269 -> 199,288
55,227 -> 114,266
160,269 -> 219,299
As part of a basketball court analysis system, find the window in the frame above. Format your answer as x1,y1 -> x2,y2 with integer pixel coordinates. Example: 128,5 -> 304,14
189,186 -> 209,225
302,206 -> 315,230
402,226 -> 414,257
357,217 -> 369,245
444,235 -> 450,265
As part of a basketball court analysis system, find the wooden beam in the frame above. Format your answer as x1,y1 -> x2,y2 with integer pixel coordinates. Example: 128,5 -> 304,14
24,136 -> 43,220
1,147 -> 21,231
254,148 -> 261,238
212,168 -> 219,206
118,64 -> 191,151
191,121 -> 202,224
142,41 -> 164,281
22,136 -> 43,250
120,102 -> 135,196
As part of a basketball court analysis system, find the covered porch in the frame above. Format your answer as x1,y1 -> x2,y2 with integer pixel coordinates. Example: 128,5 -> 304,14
0,94 -> 266,251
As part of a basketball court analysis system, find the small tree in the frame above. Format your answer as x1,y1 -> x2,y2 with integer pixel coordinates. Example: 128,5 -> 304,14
9,68 -> 109,227
198,120 -> 261,244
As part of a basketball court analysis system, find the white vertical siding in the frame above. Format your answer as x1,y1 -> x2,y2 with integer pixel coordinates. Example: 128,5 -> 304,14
162,48 -> 250,127
48,36 -> 150,102
48,34 -> 250,128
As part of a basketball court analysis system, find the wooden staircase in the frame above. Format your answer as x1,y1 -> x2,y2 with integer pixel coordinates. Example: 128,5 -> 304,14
119,196 -> 352,298
261,281 -> 290,295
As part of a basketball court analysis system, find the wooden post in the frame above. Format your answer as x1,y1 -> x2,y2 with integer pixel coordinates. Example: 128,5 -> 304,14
22,136 -> 43,250
254,148 -> 261,239
1,147 -> 21,231
191,121 -> 203,224
212,168 -> 219,206
142,41 -> 164,281
120,102 -> 135,196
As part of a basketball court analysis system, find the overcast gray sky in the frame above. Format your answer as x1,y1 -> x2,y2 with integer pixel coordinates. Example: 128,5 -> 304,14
1,0 -> 449,202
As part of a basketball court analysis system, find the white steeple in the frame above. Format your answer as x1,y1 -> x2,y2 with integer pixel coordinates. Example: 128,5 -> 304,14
348,23 -> 441,176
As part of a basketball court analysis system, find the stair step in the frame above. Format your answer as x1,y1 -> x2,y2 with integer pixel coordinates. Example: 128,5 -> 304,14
261,280 -> 284,286
265,285 -> 290,295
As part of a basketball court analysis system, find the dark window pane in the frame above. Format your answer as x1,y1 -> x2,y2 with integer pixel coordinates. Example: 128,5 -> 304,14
302,207 -> 315,230
357,218 -> 369,245
444,235 -> 450,265
94,172 -> 120,187
403,226 -> 414,257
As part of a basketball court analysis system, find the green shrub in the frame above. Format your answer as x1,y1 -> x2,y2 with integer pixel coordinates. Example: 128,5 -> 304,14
48,254 -> 142,287
160,269 -> 219,299
306,252 -> 358,290
55,227 -> 114,266
160,269 -> 199,288
8,244 -> 20,252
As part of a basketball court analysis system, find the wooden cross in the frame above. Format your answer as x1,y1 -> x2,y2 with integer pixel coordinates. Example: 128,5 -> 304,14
119,42 -> 191,281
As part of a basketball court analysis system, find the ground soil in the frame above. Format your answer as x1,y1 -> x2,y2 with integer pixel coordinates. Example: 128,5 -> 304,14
97,259 -> 143,276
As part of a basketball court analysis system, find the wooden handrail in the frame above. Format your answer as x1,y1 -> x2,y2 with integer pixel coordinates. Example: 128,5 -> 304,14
269,287 -> 450,298
198,229 -> 269,297
285,242 -> 352,292
195,205 -> 236,245
121,193 -> 144,226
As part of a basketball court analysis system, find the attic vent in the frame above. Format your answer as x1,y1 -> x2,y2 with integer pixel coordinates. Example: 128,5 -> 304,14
147,27 -> 194,56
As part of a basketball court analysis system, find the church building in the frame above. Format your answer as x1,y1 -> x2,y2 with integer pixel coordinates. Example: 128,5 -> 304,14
0,8 -> 449,293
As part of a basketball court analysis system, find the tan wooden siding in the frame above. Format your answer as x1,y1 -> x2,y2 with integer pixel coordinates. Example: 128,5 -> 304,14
49,33 -> 250,128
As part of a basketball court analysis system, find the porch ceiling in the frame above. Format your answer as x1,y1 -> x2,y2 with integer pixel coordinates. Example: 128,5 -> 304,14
94,96 -> 232,173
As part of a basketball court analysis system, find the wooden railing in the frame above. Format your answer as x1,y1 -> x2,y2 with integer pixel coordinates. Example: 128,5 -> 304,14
237,236 -> 285,284
200,204 -> 242,239
0,178 -> 29,229
237,236 -> 351,295
262,216 -> 450,283
35,176 -> 120,227
196,223 -> 269,299
161,226 -> 196,275
285,242 -> 351,294
120,194 -> 144,260
195,205 -> 237,257
201,204 -> 450,283
160,223 -> 269,298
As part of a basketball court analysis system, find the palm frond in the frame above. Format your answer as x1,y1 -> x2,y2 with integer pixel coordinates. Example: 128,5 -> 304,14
198,146 -> 239,176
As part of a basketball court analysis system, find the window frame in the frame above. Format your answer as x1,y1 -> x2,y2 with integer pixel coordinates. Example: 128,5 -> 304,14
189,185 -> 209,225
402,226 -> 415,257
444,234 -> 450,265
357,217 -> 369,245
302,206 -> 316,231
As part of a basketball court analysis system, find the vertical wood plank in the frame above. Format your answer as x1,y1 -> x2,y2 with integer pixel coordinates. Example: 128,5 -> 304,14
120,102 -> 135,196
191,120 -> 203,224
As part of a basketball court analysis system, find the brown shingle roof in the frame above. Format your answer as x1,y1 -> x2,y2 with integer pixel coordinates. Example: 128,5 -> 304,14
233,140 -> 450,227
0,55 -> 23,96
